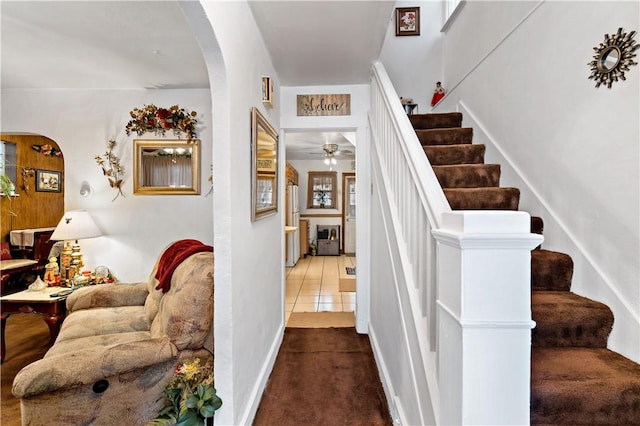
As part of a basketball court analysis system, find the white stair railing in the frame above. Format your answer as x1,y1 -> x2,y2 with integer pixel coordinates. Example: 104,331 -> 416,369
369,61 -> 543,425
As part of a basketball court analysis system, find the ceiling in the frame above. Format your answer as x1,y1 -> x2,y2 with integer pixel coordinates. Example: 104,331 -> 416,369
0,1 -> 209,90
1,0 -> 394,159
249,1 -> 394,86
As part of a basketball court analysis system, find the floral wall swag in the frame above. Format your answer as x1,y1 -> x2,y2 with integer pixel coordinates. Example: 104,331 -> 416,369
126,104 -> 198,142
95,139 -> 124,201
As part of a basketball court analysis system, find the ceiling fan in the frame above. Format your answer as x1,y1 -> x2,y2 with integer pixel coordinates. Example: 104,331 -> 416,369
322,143 -> 344,165
307,143 -> 353,164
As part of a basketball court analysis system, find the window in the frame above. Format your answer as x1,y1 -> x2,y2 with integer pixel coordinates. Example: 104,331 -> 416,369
442,0 -> 464,32
307,171 -> 337,209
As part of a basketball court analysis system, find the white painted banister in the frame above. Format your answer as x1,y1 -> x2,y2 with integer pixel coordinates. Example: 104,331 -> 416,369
433,211 -> 543,425
368,61 -> 544,425
370,61 -> 452,423
370,62 -> 450,352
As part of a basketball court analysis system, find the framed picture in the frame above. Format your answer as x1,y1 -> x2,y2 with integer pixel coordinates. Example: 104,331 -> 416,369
251,107 -> 279,221
36,169 -> 61,192
395,7 -> 420,36
262,76 -> 273,107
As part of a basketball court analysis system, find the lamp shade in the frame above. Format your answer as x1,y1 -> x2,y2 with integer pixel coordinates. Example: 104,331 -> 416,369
51,210 -> 102,241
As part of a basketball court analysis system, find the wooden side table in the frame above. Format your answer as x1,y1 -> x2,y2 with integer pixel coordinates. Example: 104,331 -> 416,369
0,287 -> 68,363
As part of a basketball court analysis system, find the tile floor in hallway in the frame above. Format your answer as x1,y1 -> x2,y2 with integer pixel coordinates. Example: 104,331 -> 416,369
285,254 -> 356,324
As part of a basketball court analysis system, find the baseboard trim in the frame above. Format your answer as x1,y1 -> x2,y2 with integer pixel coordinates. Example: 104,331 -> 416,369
238,322 -> 284,425
368,324 -> 406,426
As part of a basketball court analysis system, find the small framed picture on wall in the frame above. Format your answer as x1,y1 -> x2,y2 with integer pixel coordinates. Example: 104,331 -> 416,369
36,169 -> 61,192
395,7 -> 420,36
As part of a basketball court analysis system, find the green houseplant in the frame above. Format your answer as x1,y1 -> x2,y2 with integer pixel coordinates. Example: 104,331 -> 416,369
0,174 -> 15,199
149,358 -> 221,426
315,191 -> 328,208
0,174 -> 18,217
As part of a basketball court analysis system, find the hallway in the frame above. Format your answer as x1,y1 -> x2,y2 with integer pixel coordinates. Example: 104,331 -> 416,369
285,254 -> 356,324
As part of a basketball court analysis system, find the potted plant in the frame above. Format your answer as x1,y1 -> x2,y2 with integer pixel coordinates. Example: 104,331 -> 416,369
150,358 -> 222,426
0,174 -> 15,198
316,191 -> 327,208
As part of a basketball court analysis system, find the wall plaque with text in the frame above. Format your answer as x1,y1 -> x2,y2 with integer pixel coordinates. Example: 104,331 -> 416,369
297,94 -> 351,117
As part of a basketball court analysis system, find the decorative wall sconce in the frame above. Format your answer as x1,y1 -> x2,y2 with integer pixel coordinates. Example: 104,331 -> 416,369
588,28 -> 639,88
80,181 -> 93,197
262,77 -> 273,107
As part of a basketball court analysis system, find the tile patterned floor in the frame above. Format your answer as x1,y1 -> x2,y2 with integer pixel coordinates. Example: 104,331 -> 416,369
285,254 -> 356,324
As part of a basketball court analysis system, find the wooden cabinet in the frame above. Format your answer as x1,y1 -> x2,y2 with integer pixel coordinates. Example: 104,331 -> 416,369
299,219 -> 309,257
317,225 -> 340,256
286,162 -> 298,185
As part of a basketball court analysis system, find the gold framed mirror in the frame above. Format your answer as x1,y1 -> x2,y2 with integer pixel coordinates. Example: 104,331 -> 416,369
251,107 -> 279,221
133,139 -> 200,195
589,28 -> 639,88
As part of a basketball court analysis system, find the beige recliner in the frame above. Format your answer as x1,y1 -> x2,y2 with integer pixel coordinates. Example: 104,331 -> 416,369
12,243 -> 214,426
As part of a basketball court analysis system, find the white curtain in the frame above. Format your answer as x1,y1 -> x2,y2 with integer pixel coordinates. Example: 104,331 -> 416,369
142,156 -> 192,187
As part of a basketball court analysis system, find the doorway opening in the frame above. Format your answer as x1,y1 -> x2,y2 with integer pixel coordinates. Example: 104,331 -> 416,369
283,130 -> 357,327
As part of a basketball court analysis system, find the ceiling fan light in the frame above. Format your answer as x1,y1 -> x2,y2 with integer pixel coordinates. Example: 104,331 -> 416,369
331,157 -> 337,165
324,157 -> 331,165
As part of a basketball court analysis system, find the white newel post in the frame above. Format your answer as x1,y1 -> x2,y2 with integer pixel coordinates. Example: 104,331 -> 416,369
432,211 -> 544,426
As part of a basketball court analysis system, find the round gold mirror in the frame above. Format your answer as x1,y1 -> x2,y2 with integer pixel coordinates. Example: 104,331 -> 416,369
598,46 -> 621,72
588,28 -> 639,88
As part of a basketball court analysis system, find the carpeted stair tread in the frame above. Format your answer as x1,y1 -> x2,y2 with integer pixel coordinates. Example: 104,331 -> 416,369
409,112 -> 640,424
531,347 -> 640,425
415,128 -> 473,146
531,216 -> 544,235
409,112 -> 462,129
531,249 -> 573,292
424,144 -> 485,165
432,164 -> 501,188
444,187 -> 520,210
531,291 -> 613,348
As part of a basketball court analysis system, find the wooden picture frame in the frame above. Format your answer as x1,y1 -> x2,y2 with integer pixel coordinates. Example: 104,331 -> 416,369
35,169 -> 61,192
395,7 -> 420,36
133,139 -> 200,195
251,107 -> 279,221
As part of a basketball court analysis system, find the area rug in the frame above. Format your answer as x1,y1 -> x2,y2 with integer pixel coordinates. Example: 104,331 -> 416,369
338,277 -> 356,292
253,327 -> 392,426
1,313 -> 51,426
287,312 -> 354,328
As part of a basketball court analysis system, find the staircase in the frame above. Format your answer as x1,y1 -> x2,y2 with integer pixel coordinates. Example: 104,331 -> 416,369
409,112 -> 640,424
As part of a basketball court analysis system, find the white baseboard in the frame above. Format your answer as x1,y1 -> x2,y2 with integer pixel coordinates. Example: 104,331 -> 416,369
369,324 -> 407,426
238,322 -> 285,425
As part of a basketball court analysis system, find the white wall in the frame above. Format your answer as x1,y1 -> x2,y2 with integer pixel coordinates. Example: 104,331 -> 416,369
0,88 -> 213,282
436,1 -> 640,361
379,0 -> 445,112
185,2 -> 284,424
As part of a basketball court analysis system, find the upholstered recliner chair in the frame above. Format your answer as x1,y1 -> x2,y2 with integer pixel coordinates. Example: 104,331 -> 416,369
12,240 -> 214,426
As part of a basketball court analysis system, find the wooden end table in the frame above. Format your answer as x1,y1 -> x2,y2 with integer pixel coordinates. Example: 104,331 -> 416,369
0,287 -> 69,363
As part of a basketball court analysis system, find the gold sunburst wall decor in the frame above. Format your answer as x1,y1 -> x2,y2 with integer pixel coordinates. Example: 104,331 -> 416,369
588,28 -> 639,88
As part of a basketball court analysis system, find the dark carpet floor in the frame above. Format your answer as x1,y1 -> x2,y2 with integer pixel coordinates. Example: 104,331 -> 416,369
253,327 -> 392,426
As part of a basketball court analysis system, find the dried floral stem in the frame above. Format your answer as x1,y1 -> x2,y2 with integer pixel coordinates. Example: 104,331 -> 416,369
95,140 -> 124,201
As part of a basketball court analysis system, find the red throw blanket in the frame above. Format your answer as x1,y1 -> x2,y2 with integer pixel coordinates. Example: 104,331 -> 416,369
155,239 -> 213,293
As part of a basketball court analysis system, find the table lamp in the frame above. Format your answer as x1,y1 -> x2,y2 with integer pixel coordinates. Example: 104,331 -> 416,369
50,210 -> 102,283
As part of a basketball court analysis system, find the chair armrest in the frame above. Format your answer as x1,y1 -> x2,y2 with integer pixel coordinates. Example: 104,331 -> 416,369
12,337 -> 177,398
66,282 -> 148,312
